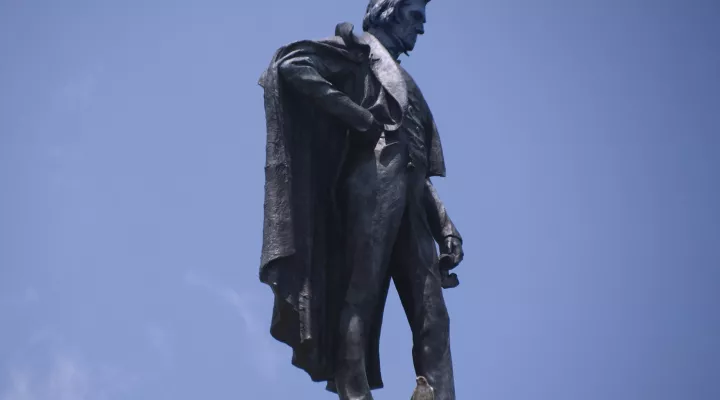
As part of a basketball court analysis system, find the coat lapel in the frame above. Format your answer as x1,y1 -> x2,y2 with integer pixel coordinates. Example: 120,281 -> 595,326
333,23 -> 408,131
359,32 -> 408,130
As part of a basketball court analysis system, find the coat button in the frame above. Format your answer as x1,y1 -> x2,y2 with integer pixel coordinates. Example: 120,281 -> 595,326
407,161 -> 416,171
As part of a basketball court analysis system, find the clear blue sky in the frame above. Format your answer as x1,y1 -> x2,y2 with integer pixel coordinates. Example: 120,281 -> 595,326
1,0 -> 719,399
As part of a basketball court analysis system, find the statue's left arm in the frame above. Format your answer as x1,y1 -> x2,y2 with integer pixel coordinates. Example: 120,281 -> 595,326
424,179 -> 464,267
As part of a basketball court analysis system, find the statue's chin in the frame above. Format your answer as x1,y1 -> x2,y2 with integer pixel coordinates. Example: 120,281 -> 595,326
400,36 -> 417,53
387,32 -> 413,55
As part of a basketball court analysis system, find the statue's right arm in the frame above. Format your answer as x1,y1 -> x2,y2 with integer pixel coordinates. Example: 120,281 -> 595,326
277,51 -> 375,133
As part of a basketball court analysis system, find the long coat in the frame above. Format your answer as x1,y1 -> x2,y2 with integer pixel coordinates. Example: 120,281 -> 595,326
258,22 -> 457,392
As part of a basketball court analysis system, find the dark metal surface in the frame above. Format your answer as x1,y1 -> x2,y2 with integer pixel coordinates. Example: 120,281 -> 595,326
258,1 -> 465,399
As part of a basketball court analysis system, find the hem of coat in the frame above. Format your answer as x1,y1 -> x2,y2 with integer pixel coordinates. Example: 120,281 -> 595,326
260,279 -> 385,393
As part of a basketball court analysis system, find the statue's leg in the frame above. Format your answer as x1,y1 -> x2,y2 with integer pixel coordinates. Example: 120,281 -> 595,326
335,135 -> 409,400
391,170 -> 456,400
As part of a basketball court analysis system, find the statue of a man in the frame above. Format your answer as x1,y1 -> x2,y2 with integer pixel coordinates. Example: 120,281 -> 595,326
258,1 -> 464,399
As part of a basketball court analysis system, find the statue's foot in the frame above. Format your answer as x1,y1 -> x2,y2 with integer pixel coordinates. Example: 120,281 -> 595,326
411,376 -> 435,400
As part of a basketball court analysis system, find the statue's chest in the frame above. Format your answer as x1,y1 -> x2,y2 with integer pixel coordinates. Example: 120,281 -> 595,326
334,60 -> 379,106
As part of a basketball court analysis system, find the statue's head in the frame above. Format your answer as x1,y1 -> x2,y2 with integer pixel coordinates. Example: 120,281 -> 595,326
363,0 -> 429,54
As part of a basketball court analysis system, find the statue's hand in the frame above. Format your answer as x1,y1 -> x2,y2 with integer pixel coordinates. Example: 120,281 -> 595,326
353,112 -> 384,147
440,237 -> 463,270
356,108 -> 376,132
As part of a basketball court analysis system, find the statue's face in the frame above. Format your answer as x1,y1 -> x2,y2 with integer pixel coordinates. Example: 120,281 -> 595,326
390,0 -> 426,52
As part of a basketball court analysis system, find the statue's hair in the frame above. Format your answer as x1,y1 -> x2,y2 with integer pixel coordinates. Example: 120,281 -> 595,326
362,0 -> 430,32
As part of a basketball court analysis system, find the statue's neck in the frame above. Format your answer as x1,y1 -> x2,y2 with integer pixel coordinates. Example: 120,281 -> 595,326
367,28 -> 405,60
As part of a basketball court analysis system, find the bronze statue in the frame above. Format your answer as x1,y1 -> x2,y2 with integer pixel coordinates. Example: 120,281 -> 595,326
258,1 -> 464,398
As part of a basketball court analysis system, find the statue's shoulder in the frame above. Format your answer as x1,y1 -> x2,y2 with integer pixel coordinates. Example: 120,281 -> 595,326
279,22 -> 360,49
275,23 -> 368,65
309,22 -> 366,53
260,23 -> 367,86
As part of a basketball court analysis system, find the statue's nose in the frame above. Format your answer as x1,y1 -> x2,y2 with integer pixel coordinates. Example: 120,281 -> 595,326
417,25 -> 425,35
